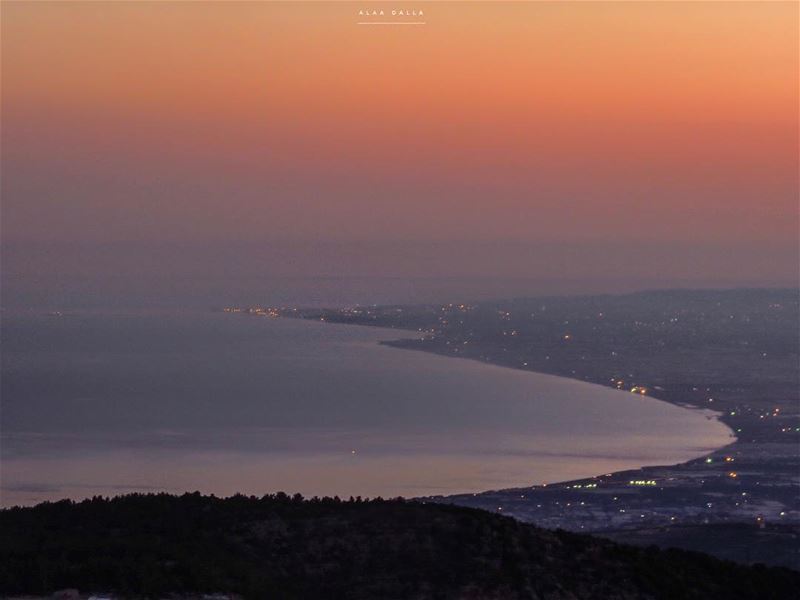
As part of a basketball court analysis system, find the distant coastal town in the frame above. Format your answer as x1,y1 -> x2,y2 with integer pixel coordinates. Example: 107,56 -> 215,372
222,288 -> 800,568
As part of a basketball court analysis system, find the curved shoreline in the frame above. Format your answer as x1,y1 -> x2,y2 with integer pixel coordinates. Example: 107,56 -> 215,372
309,308 -> 794,534
366,327 -> 738,492
2,311 -> 734,506
277,315 -> 739,493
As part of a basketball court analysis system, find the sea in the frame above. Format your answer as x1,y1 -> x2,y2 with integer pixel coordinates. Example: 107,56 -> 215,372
1,304 -> 733,506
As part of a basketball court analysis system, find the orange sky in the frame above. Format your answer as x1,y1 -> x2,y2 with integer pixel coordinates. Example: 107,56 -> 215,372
2,2 -> 798,268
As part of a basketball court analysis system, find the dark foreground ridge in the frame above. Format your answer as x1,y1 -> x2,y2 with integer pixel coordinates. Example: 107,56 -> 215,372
2,493 -> 798,599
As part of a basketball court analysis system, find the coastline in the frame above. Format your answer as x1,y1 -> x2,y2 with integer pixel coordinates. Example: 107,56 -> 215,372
8,296 -> 796,536
256,290 -> 797,535
297,315 -> 737,491
5,295 -> 798,567
377,336 -> 739,465
288,314 -> 739,489
3,310 -> 732,506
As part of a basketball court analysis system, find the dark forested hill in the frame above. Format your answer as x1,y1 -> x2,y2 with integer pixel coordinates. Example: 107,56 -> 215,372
1,493 -> 797,599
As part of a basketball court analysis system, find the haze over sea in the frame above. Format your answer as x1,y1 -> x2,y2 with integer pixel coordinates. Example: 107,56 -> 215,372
2,277 -> 733,505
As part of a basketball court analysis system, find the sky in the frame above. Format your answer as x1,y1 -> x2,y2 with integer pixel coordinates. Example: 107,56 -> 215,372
2,1 -> 798,296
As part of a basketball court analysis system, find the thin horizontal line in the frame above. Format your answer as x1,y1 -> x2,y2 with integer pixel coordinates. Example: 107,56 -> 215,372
357,22 -> 427,26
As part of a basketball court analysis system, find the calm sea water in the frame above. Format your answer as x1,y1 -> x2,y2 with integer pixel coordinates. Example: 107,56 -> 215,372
1,310 -> 733,506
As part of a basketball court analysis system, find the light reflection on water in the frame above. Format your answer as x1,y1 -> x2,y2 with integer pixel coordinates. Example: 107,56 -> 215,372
1,312 -> 732,506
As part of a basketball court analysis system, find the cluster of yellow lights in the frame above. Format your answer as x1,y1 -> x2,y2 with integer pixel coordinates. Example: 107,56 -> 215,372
629,480 -> 657,486
223,306 -> 280,317
630,386 -> 648,395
